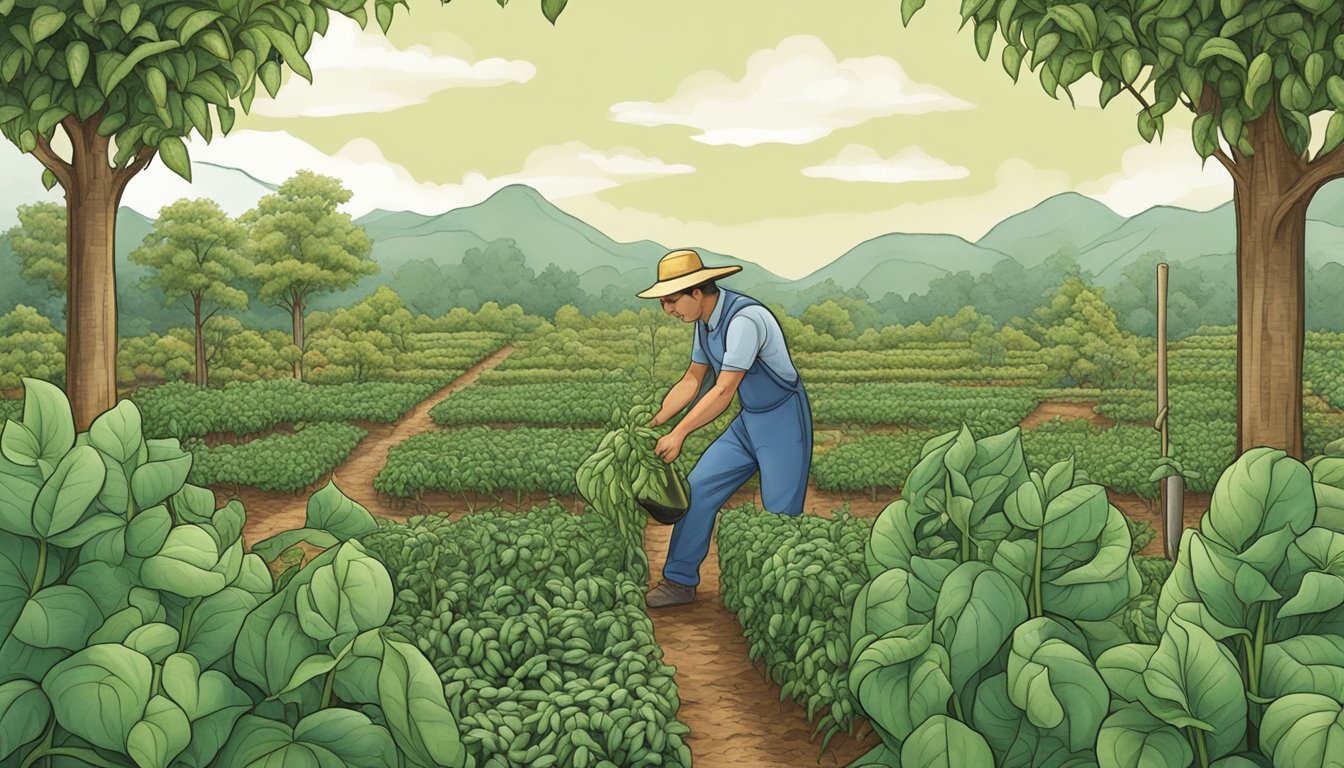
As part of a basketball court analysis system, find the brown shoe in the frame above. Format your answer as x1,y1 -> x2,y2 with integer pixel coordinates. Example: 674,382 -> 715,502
646,579 -> 696,608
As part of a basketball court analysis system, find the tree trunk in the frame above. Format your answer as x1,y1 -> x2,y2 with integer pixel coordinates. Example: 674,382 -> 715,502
193,293 -> 207,388
292,296 -> 305,381
64,129 -> 120,430
1234,116 -> 1308,459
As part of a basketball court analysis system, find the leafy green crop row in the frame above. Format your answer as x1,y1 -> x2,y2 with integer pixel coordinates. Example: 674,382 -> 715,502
430,383 -> 641,426
375,428 -> 604,499
359,506 -> 691,768
797,366 -> 1048,385
182,422 -> 367,492
133,379 -> 441,440
808,383 -> 1041,432
375,417 -> 730,501
812,431 -> 940,494
717,504 -> 874,755
0,379 -> 467,768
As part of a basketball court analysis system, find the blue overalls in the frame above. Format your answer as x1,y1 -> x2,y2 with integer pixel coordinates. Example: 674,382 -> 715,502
663,289 -> 813,588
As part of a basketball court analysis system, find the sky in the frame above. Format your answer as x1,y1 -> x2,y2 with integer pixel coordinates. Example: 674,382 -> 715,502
2,0 -> 1245,279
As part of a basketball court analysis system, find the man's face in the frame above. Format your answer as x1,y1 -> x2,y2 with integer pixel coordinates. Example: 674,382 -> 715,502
660,290 -> 697,322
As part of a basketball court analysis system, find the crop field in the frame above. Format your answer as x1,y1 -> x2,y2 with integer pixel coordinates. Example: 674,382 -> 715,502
6,313 -> 1344,768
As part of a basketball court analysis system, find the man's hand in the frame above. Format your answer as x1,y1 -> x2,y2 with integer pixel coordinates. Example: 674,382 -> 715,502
654,431 -> 684,463
649,412 -> 668,428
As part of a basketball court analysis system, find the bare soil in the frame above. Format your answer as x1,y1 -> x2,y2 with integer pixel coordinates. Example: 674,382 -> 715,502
1019,400 -> 1116,430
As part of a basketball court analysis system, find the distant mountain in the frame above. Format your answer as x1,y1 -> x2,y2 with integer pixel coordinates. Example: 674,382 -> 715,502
792,233 -> 1012,298
13,154 -> 1344,333
977,192 -> 1128,268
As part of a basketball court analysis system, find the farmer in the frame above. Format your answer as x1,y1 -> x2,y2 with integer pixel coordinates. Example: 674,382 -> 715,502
637,249 -> 813,608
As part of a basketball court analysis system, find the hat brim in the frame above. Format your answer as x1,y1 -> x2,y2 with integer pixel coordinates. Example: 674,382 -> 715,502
636,265 -> 742,298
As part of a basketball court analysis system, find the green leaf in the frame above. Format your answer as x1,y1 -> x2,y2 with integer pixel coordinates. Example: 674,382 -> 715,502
65,41 -> 91,89
1007,617 -> 1109,750
89,401 -> 144,466
1319,112 -> 1344,159
127,695 -> 191,768
177,10 -> 223,43
296,541 -> 393,651
1292,0 -> 1332,12
131,438 -> 192,510
542,0 -> 567,24
29,8 -> 66,44
379,636 -> 466,767
160,652 -> 251,767
1142,613 -> 1247,757
155,136 -> 190,182
1097,703 -> 1194,768
0,679 -> 50,764
13,585 -> 101,649
1195,38 -> 1248,68
1204,448 -> 1315,555
1097,642 -> 1158,704
901,0 -> 929,25
100,40 -> 181,95
260,27 -> 313,83
1002,44 -> 1024,81
901,714 -> 995,768
19,379 -> 75,477
125,623 -> 180,664
1261,634 -> 1344,699
140,525 -> 228,597
849,622 -> 952,743
293,708 -> 397,767
32,445 -> 105,541
934,562 -> 1028,692
305,479 -> 378,540
1259,693 -> 1344,767
1,420 -> 41,469
1279,571 -> 1344,618
42,644 -> 153,752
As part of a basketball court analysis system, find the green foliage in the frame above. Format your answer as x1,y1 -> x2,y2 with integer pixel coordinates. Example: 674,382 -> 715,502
717,504 -> 874,755
183,422 -> 366,492
3,202 -> 64,295
1097,447 -> 1344,766
812,431 -> 940,493
0,305 -> 63,390
358,506 -> 691,768
0,378 -> 464,768
375,427 -> 605,500
0,0 -> 565,185
131,379 -> 440,440
850,424 -> 1141,767
810,383 -> 1043,432
903,0 -> 1344,160
430,382 -> 641,426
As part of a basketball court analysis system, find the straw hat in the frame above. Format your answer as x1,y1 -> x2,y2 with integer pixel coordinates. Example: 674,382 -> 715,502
636,249 -> 742,298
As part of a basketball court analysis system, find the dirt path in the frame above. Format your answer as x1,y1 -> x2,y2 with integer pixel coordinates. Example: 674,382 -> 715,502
230,346 -> 516,546
642,503 -> 880,768
1020,400 -> 1116,430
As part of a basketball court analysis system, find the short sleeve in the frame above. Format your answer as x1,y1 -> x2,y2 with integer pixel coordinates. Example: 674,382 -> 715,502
721,313 -> 766,372
691,328 -> 709,365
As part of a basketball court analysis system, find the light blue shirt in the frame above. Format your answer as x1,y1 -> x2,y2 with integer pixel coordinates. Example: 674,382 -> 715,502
691,295 -> 798,381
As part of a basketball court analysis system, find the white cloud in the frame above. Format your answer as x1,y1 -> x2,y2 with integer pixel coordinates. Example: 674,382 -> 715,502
250,15 -> 534,118
610,35 -> 973,146
802,144 -> 969,184
1075,131 -> 1233,215
114,130 -> 694,219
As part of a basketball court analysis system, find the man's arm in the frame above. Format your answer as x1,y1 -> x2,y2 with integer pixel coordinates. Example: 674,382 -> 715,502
651,362 -> 711,426
665,369 -> 745,443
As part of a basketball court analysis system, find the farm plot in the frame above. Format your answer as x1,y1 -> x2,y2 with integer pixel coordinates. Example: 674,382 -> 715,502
359,505 -> 692,768
808,383 -> 1041,433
